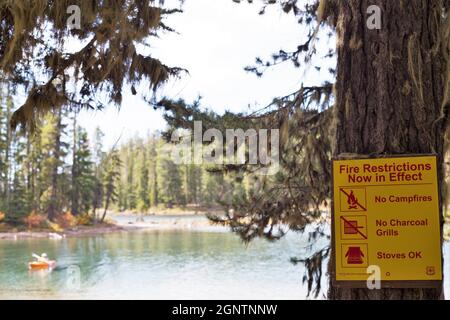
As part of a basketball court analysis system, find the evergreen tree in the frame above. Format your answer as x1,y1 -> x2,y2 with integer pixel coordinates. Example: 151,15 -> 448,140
125,142 -> 137,210
137,149 -> 150,212
0,83 -> 12,213
8,171 -> 28,219
71,110 -> 79,215
186,164 -> 202,205
72,127 -> 95,215
202,171 -> 225,207
101,149 -> 122,222
156,138 -> 185,206
25,127 -> 43,213
39,110 -> 69,221
147,134 -> 159,207
92,127 -> 105,219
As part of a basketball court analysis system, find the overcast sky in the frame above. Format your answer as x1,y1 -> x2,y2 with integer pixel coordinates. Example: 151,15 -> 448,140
78,0 -> 333,147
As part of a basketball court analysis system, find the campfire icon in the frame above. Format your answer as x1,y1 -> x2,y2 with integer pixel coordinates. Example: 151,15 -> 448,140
339,188 -> 367,212
347,190 -> 358,210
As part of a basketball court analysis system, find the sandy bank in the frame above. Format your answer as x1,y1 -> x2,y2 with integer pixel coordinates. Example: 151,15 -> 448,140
0,215 -> 224,240
0,225 -> 124,240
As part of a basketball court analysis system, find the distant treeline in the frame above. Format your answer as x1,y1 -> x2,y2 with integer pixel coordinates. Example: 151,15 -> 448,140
113,134 -> 248,213
0,88 -> 247,224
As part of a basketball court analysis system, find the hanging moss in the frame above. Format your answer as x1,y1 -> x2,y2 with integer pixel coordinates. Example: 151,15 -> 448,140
0,0 -> 183,131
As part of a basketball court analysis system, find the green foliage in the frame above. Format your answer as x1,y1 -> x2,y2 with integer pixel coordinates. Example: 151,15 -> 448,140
100,148 -> 122,222
91,127 -> 105,218
72,127 -> 95,214
0,97 -> 106,223
97,133 -> 243,212
137,150 -> 150,212
8,171 -> 29,220
38,110 -> 69,220
103,150 -> 122,204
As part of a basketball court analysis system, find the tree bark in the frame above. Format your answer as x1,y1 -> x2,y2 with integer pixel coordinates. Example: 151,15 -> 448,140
100,198 -> 110,223
329,0 -> 448,299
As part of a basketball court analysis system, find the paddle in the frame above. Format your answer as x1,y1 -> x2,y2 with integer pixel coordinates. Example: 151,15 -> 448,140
32,253 -> 41,260
32,253 -> 48,261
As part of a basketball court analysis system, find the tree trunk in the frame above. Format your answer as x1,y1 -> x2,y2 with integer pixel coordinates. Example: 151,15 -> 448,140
329,0 -> 448,299
101,197 -> 110,223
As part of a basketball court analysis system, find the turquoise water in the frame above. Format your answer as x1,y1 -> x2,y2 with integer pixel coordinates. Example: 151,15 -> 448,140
0,227 -> 325,299
0,218 -> 448,299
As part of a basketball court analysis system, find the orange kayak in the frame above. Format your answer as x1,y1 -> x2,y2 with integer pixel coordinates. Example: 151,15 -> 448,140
28,261 -> 56,270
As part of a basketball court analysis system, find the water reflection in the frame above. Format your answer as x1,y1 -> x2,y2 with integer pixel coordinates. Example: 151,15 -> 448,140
0,227 -> 448,299
0,229 -> 324,299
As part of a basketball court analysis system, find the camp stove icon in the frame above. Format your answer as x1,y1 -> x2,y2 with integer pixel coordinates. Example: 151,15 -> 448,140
341,244 -> 368,268
345,246 -> 365,264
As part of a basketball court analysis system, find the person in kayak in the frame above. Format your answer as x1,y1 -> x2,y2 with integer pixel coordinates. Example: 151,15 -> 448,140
29,252 -> 56,270
33,253 -> 49,263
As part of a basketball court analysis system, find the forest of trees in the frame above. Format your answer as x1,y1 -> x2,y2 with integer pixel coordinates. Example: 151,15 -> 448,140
114,134 -> 244,212
0,85 -> 249,225
0,83 -> 110,223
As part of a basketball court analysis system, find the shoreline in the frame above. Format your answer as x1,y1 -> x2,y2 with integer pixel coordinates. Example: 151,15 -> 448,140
109,206 -> 223,216
0,224 -> 125,240
0,214 -> 221,240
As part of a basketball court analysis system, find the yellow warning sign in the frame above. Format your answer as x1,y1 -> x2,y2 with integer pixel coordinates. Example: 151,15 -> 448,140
332,155 -> 442,285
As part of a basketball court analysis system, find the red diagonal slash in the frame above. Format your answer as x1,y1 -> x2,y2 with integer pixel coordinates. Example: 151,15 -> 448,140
340,216 -> 367,240
339,188 -> 367,211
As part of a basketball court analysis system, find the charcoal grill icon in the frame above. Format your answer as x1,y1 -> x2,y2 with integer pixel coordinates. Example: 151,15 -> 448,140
340,216 -> 367,240
344,219 -> 362,234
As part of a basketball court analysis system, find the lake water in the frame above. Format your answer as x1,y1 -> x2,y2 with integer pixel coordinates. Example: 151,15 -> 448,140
0,216 -> 448,300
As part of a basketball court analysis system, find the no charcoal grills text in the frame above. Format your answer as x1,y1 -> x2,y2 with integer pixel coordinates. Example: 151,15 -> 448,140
339,161 -> 432,183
